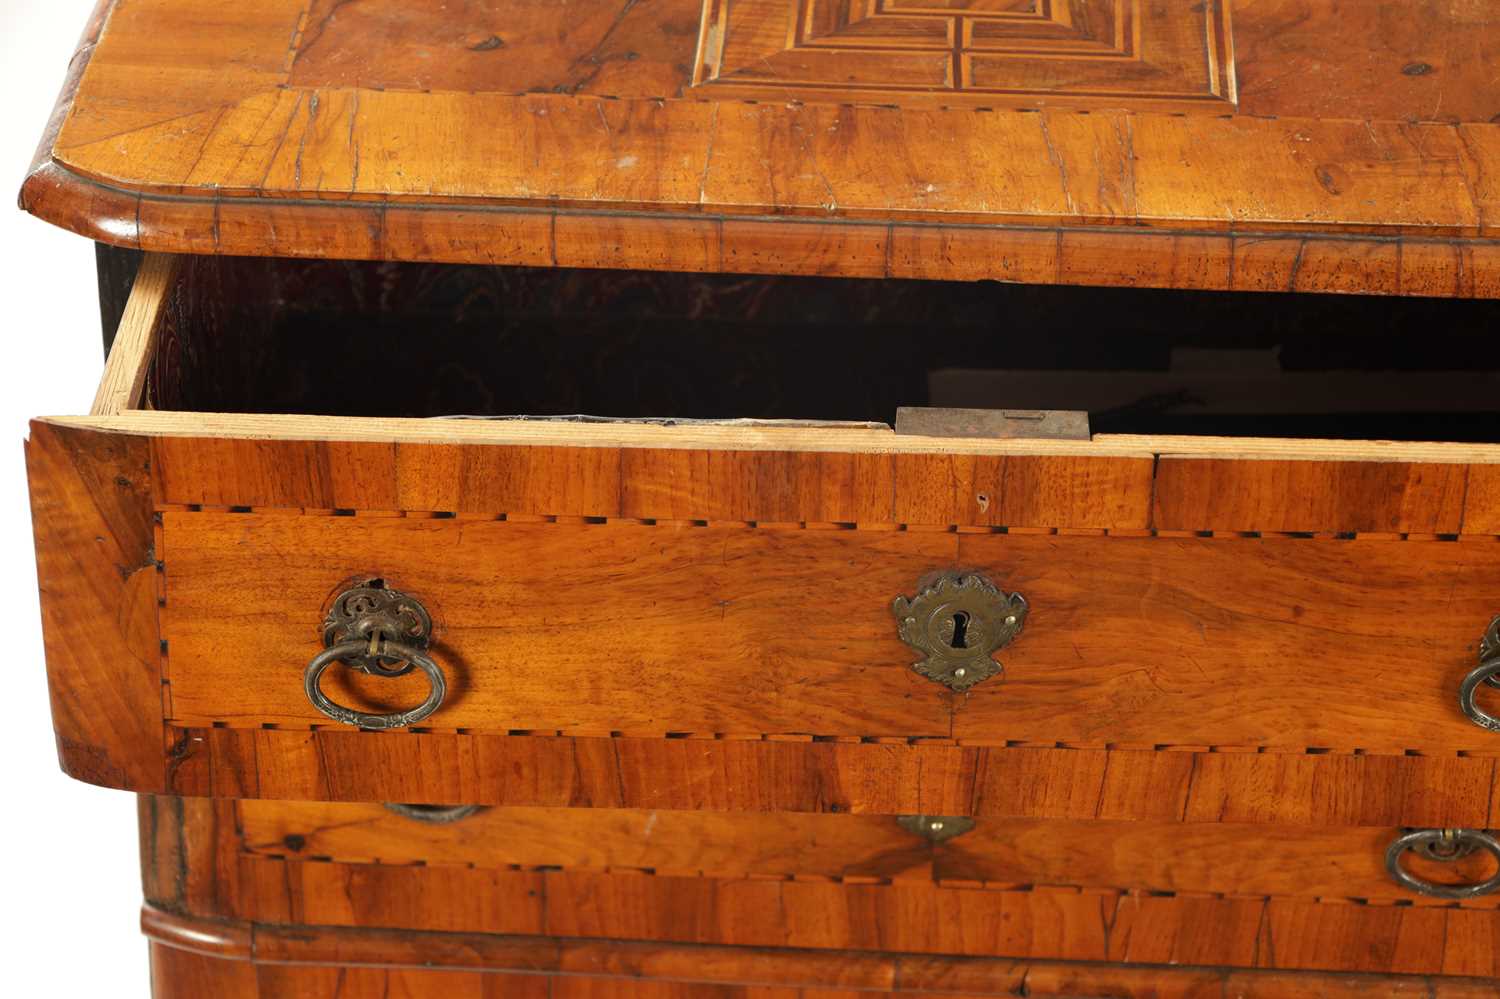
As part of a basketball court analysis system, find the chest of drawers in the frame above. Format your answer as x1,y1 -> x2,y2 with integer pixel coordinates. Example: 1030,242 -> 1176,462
22,0 -> 1500,994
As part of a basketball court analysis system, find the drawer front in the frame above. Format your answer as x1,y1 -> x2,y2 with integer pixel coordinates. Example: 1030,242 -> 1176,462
235,801 -> 1500,906
163,511 -> 1500,748
31,418 -> 1500,818
144,796 -> 1500,981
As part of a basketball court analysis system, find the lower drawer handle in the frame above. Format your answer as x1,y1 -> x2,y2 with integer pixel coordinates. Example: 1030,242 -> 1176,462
1460,659 -> 1500,731
384,803 -> 481,824
1386,828 -> 1500,899
302,583 -> 447,730
305,638 -> 448,730
1460,615 -> 1500,731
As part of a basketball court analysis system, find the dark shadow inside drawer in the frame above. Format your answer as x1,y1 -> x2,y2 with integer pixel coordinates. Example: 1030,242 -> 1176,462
147,255 -> 1500,441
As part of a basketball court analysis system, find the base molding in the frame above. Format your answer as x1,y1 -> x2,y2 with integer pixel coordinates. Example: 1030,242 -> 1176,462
143,906 -> 1499,998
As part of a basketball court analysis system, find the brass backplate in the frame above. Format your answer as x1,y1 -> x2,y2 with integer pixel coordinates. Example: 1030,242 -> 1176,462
896,814 -> 976,844
322,583 -> 433,677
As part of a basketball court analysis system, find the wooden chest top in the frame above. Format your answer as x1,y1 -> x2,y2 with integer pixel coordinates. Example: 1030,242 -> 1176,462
22,0 -> 1500,292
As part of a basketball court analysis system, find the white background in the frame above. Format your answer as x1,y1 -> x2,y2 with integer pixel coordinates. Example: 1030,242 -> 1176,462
0,1 -> 151,990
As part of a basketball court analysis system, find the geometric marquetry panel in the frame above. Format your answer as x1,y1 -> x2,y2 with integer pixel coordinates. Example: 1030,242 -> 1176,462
693,0 -> 1236,110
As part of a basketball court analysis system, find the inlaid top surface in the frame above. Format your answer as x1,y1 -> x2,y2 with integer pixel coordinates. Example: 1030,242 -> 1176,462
21,0 -> 1500,288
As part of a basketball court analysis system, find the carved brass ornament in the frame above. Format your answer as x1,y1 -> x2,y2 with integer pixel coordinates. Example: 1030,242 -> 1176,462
892,572 -> 1028,692
322,585 -> 434,677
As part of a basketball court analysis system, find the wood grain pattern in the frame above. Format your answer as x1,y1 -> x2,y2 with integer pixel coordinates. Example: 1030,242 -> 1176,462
139,796 -> 242,921
58,412 -> 1500,534
224,859 -> 1500,975
36,409 -> 1500,796
23,1 -> 1500,294
236,801 -> 934,882
138,794 -> 1500,988
146,921 -> 1500,998
160,514 -> 954,735
1152,458 -> 1470,534
90,253 -> 179,415
234,800 -> 1500,906
150,945 -> 258,999
693,0 -> 1236,110
162,729 -> 1498,826
25,422 -> 163,791
144,431 -> 1164,528
160,513 -> 1500,749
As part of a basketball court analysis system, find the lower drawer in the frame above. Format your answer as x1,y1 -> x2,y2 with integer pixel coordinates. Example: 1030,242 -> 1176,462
141,796 -> 1500,982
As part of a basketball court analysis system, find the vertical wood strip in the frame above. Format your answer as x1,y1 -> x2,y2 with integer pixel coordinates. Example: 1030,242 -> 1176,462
91,253 -> 181,415
26,422 -> 163,791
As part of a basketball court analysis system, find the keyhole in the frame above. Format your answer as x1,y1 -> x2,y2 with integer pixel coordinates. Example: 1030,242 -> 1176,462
949,611 -> 970,649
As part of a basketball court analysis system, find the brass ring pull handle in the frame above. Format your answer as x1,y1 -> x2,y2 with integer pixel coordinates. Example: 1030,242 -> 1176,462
383,803 -> 481,824
1386,829 -> 1500,899
305,639 -> 447,730
1460,615 -> 1500,732
302,584 -> 446,731
1460,658 -> 1500,732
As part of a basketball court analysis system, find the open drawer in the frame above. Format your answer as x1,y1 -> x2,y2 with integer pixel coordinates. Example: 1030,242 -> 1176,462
28,252 -> 1500,816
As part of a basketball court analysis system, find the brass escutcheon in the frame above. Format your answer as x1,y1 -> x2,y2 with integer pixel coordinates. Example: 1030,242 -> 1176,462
892,572 -> 1027,692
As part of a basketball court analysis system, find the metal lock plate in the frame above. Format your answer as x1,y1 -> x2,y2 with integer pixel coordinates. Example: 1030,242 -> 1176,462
895,407 -> 1089,441
892,572 -> 1027,692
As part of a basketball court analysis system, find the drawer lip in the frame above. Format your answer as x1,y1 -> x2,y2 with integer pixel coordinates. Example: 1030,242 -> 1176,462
42,411 -> 1500,465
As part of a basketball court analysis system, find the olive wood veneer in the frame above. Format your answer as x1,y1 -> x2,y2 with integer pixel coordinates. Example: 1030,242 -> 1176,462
24,0 -> 1500,297
139,796 -> 1500,990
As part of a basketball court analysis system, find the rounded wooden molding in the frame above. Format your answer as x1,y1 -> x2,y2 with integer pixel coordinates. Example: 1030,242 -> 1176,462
21,161 -> 1500,299
138,906 -> 1500,998
140,907 -> 252,961
20,2 -> 1500,296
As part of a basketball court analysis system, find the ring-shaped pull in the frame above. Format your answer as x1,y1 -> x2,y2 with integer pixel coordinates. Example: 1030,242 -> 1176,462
304,639 -> 447,730
1386,828 -> 1500,899
383,803 -> 481,824
1460,657 -> 1500,732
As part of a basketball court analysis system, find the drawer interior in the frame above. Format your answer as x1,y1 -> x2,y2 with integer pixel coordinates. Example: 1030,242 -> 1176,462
135,255 -> 1500,442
